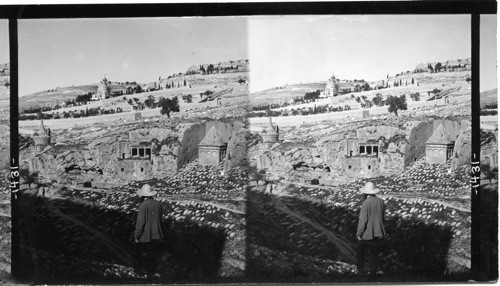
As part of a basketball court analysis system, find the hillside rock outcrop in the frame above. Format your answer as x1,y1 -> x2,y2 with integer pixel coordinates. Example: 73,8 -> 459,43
451,120 -> 472,170
26,120 -> 243,187
250,118 -> 469,184
0,124 -> 9,170
224,128 -> 250,172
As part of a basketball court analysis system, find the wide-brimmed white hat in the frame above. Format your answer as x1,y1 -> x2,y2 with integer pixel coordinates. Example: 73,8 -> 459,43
359,182 -> 380,194
136,184 -> 157,197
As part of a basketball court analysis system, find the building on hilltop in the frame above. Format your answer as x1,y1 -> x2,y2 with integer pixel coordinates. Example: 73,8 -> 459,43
425,124 -> 455,164
91,77 -> 109,101
33,119 -> 51,152
320,73 -> 338,98
320,72 -> 362,98
198,126 -> 228,166
262,117 -> 279,148
337,82 -> 360,94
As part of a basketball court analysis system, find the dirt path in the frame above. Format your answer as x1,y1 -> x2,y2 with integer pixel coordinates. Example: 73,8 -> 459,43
271,196 -> 356,264
44,200 -> 135,267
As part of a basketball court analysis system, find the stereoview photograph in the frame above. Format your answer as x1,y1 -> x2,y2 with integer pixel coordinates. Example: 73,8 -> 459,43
12,15 -> 496,283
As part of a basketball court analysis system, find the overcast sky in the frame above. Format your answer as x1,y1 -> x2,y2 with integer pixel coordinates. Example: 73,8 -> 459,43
19,17 -> 248,96
480,15 -> 497,92
0,20 -> 8,64
249,15 -> 472,93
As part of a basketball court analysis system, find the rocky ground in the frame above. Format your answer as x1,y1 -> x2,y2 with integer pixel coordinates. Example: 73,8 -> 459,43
0,171 -> 11,284
16,160 -> 249,284
0,123 -> 10,283
246,176 -> 470,282
12,65 -> 480,283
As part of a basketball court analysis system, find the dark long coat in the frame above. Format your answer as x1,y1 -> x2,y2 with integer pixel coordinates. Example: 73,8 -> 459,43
134,198 -> 164,243
356,196 -> 386,240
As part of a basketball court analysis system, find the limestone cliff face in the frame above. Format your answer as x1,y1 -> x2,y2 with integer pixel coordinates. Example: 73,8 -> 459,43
404,119 -> 463,167
451,120 -> 472,170
176,123 -> 204,168
251,119 -> 470,183
0,124 -> 9,170
480,130 -> 498,169
224,128 -> 249,172
251,125 -> 409,183
356,125 -> 400,141
404,121 -> 433,166
26,120 -> 242,187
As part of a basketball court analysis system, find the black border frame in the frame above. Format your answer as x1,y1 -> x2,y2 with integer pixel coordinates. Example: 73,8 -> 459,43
0,2 -> 497,19
3,1 -> 498,282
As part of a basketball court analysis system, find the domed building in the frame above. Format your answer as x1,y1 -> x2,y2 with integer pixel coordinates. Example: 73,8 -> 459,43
92,77 -> 110,101
320,72 -> 339,98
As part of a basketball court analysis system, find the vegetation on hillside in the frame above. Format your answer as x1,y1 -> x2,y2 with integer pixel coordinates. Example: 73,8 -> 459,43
387,95 -> 408,116
159,97 -> 180,118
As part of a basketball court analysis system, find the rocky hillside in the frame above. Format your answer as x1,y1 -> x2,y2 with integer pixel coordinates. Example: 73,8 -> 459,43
0,63 -> 9,86
413,58 -> 470,73
0,63 -> 9,121
480,88 -> 497,108
186,59 -> 248,75
22,118 -> 244,188
249,117 -> 470,186
0,123 -> 10,282
19,85 -> 98,112
19,59 -> 249,113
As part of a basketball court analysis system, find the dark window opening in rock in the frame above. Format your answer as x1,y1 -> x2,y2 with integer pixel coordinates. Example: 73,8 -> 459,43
132,148 -> 138,157
324,166 -> 331,172
367,146 -> 372,155
350,151 -> 353,157
373,146 -> 378,155
368,165 -> 371,170
122,153 -> 126,159
359,146 -> 365,154
83,181 -> 92,188
141,167 -> 144,172
139,148 -> 145,157
145,148 -> 151,158
121,168 -> 124,172
293,162 -> 309,170
96,169 -> 103,175
348,166 -> 352,169
65,164 -> 81,173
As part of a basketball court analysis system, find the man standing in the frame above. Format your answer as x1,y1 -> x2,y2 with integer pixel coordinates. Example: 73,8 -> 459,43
135,184 -> 164,281
356,182 -> 386,279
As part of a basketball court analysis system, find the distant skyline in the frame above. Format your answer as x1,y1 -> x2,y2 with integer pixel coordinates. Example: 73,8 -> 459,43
0,20 -> 8,64
249,15 -> 472,93
15,15 -> 496,96
480,15 -> 497,92
19,17 -> 248,96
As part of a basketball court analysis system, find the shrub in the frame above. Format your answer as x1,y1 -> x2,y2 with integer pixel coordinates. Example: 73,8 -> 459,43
159,96 -> 180,118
